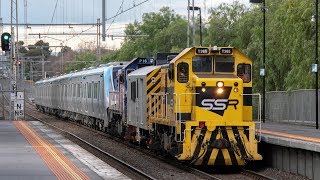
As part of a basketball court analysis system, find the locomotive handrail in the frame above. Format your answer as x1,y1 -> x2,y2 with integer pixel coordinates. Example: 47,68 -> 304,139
174,92 -> 199,142
148,93 -> 171,120
242,93 -> 262,142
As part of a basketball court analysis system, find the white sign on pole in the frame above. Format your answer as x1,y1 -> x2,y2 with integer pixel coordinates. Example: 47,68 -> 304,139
312,64 -> 318,73
17,92 -> 24,100
260,68 -> 265,76
13,92 -> 24,119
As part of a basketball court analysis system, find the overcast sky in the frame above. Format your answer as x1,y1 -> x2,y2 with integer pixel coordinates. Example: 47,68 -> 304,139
0,0 -> 250,50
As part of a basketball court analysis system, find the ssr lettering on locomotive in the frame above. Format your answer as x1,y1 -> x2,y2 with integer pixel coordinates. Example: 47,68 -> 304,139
35,46 -> 262,166
201,99 -> 239,111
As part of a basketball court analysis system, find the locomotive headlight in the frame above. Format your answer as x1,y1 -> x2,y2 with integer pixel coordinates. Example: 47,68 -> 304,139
201,82 -> 206,92
217,81 -> 224,87
234,87 -> 239,92
217,88 -> 224,94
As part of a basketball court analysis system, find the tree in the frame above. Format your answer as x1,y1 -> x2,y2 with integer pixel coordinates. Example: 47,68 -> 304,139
102,7 -> 188,62
25,40 -> 52,57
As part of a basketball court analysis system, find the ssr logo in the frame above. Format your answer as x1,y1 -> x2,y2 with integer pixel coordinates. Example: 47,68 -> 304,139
201,99 -> 239,111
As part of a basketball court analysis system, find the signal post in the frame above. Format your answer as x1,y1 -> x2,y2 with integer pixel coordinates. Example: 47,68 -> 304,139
1,30 -> 24,120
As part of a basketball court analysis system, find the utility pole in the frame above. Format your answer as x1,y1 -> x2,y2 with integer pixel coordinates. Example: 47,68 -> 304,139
315,0 -> 319,129
262,0 -> 266,123
97,18 -> 101,62
11,0 -> 19,120
60,43 -> 64,74
102,0 -> 106,41
24,0 -> 28,46
41,53 -> 44,79
0,0 -> 3,35
187,0 -> 190,47
250,0 -> 266,123
192,0 -> 195,46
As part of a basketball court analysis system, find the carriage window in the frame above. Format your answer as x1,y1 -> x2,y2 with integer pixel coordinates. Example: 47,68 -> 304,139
88,83 -> 92,98
77,84 -> 80,97
84,83 -> 87,98
215,56 -> 234,72
131,81 -> 136,101
237,64 -> 251,83
98,81 -> 101,100
177,62 -> 189,83
192,56 -> 212,72
64,85 -> 67,97
93,83 -> 98,99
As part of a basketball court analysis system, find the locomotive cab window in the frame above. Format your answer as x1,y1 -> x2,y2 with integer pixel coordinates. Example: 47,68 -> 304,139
215,56 -> 234,72
192,56 -> 212,73
237,64 -> 251,83
177,62 -> 189,83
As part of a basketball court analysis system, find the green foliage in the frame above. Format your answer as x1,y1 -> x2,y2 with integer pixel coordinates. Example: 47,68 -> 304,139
69,1 -> 319,92
204,0 -> 318,92
23,40 -> 52,58
103,7 -> 187,62
65,51 -> 96,73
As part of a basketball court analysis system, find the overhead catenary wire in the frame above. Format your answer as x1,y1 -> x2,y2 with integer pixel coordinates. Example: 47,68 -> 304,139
106,0 -> 152,21
106,0 -> 125,33
46,0 -> 59,36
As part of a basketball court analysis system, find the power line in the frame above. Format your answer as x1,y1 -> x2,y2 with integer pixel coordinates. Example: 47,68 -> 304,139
47,0 -> 59,33
106,0 -> 124,33
106,0 -> 152,21
1,23 -> 98,26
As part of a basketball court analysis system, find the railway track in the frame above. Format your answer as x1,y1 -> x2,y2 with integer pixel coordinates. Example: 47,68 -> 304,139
24,102 -> 277,180
26,111 -> 157,180
25,104 -> 222,179
0,98 -> 277,179
241,169 -> 277,180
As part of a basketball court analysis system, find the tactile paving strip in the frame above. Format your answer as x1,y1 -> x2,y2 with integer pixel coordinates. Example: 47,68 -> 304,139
14,121 -> 90,180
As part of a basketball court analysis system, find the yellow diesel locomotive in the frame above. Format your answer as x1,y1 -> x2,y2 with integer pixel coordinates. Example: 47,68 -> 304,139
126,46 -> 262,166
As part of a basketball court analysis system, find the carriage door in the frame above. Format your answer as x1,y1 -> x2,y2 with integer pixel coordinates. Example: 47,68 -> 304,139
85,82 -> 89,112
137,78 -> 144,127
135,79 -> 140,127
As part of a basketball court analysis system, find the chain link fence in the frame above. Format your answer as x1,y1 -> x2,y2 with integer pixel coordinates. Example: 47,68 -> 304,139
266,90 -> 320,126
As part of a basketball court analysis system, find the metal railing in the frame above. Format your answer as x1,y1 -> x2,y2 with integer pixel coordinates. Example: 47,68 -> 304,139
148,92 -> 199,142
243,93 -> 262,142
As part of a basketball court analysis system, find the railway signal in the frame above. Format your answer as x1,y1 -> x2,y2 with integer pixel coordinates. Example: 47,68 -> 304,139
1,32 -> 11,51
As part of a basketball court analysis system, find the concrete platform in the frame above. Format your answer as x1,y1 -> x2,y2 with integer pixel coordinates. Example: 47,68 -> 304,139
259,122 -> 320,152
259,122 -> 320,179
0,120 -> 130,180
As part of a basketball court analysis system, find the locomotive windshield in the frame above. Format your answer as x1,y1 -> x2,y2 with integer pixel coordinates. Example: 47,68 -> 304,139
192,56 -> 212,73
215,56 -> 234,72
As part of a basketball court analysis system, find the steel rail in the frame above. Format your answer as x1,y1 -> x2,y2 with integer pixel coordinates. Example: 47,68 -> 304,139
242,169 -> 277,180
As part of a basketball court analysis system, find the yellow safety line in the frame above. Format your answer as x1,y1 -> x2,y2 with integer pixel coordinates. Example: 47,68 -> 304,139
15,121 -> 89,180
258,129 -> 320,143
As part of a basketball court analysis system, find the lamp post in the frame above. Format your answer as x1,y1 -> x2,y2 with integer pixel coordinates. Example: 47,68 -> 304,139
188,6 -> 202,46
250,0 -> 266,123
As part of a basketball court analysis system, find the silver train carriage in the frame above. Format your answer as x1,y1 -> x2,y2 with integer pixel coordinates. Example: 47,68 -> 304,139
34,63 -> 124,130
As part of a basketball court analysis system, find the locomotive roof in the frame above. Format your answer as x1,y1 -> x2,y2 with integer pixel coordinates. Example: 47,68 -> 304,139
168,47 -> 248,63
127,65 -> 160,77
